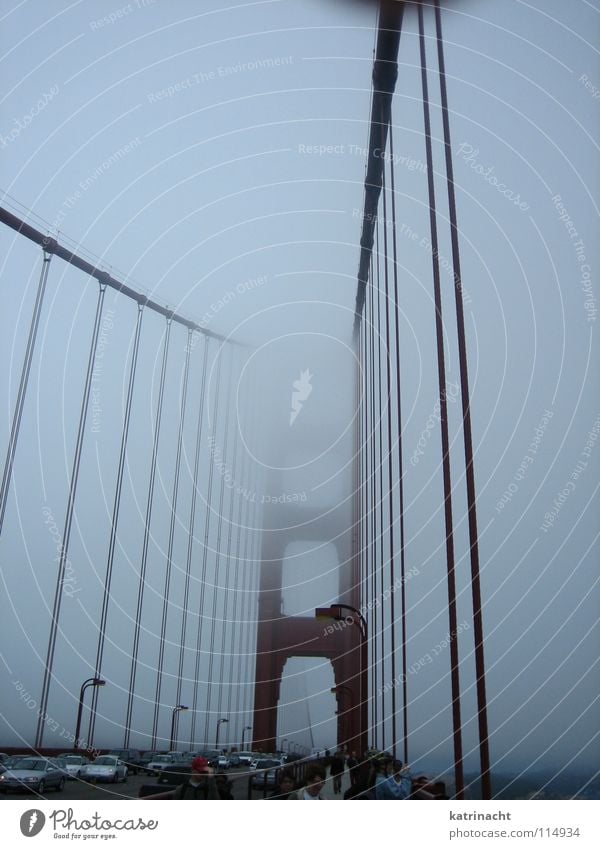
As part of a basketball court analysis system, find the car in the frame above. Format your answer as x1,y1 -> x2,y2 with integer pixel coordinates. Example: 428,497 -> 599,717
139,750 -> 165,769
197,750 -> 220,768
54,754 -> 90,779
49,758 -> 72,781
217,755 -> 231,770
0,757 -> 66,793
250,758 -> 282,788
167,751 -> 192,764
106,749 -> 143,775
80,756 -> 127,783
138,765 -> 193,798
236,751 -> 255,766
145,754 -> 176,776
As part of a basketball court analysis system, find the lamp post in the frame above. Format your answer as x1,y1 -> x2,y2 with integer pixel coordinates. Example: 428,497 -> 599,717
170,705 -> 188,750
74,678 -> 105,751
215,718 -> 229,749
241,725 -> 251,750
316,604 -> 368,756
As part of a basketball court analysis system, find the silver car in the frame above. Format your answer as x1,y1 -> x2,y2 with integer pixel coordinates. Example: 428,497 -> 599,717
145,754 -> 176,775
0,757 -> 65,793
80,756 -> 127,783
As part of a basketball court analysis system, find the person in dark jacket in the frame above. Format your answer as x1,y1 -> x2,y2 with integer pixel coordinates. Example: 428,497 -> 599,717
173,756 -> 219,799
329,750 -> 345,794
347,751 -> 359,786
215,772 -> 234,799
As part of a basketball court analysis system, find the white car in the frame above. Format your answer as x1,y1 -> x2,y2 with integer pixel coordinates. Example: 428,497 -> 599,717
55,755 -> 90,779
217,755 -> 231,770
145,754 -> 176,775
80,756 -> 127,783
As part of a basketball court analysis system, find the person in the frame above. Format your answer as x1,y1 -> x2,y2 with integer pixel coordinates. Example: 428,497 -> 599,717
173,756 -> 219,799
374,758 -> 412,800
329,750 -> 345,795
343,750 -> 380,799
215,771 -> 234,799
301,763 -> 326,799
268,768 -> 299,799
347,750 -> 359,786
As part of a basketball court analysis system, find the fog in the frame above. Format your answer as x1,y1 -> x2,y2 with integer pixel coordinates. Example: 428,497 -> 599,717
0,0 -> 598,796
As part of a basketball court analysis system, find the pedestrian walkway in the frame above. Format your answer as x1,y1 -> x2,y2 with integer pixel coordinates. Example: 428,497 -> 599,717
321,767 -> 351,800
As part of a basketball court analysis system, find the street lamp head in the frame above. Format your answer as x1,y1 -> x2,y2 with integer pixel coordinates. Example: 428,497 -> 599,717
93,679 -> 106,686
315,606 -> 338,620
177,705 -> 189,710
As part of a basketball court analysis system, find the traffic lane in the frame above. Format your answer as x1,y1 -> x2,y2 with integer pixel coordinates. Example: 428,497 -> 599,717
0,767 -> 259,801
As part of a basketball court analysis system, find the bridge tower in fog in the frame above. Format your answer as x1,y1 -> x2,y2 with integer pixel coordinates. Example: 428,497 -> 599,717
251,475 -> 364,753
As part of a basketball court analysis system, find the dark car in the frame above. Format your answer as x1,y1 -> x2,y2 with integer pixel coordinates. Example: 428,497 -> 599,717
138,765 -> 193,798
139,750 -> 165,770
106,749 -> 143,775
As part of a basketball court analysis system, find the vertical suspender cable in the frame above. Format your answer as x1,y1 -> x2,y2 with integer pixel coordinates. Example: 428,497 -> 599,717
418,2 -> 464,798
225,451 -> 245,745
357,324 -> 364,612
227,363 -> 250,743
434,0 -> 491,799
216,354 -> 240,738
362,317 -> 370,661
245,479 -> 262,732
190,342 -> 221,746
204,347 -> 233,744
174,335 -> 210,730
375,213 -> 386,750
388,119 -> 409,764
369,245 -> 378,750
0,240 -> 55,534
151,330 -> 193,747
88,303 -> 145,746
234,369 -> 257,741
35,279 -> 108,747
241,366 -> 261,731
233,485 -> 252,739
123,318 -> 172,746
381,153 -> 398,756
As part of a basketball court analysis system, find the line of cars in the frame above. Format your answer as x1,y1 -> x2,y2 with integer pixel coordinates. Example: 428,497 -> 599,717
0,748 -> 278,794
0,751 -> 128,792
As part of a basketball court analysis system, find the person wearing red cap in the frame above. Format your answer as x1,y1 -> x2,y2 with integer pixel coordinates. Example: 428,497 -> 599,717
173,756 -> 219,799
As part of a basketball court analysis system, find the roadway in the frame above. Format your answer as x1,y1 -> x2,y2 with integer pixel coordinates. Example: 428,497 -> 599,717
0,766 -> 350,801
